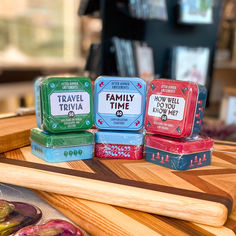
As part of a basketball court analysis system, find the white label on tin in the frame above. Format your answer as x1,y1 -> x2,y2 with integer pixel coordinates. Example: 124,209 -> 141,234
50,92 -> 90,116
148,95 -> 185,121
98,92 -> 141,115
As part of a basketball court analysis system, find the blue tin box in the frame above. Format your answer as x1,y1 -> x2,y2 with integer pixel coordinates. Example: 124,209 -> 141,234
145,134 -> 213,170
94,76 -> 146,131
30,128 -> 94,163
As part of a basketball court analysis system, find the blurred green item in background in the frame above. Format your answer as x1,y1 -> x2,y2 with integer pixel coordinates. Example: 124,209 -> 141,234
0,0 -> 79,63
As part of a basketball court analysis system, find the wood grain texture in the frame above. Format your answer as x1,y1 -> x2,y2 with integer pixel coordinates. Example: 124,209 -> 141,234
0,115 -> 36,152
34,191 -> 235,236
0,143 -> 235,233
0,156 -> 228,227
34,191 -> 161,236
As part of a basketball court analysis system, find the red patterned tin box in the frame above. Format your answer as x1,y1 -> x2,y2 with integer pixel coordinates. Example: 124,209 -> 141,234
95,131 -> 144,159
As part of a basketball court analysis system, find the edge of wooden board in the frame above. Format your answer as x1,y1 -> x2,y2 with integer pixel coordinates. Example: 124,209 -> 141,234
0,115 -> 36,153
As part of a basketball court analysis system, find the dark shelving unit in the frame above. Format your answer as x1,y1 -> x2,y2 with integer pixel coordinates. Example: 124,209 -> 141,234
97,0 -> 223,104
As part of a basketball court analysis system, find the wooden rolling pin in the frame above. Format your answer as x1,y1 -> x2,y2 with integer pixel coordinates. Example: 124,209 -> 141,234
0,158 -> 229,227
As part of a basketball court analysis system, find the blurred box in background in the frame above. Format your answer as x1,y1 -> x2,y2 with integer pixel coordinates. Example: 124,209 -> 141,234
220,87 -> 236,124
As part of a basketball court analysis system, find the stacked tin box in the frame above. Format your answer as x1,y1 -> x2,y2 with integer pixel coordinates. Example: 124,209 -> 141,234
144,79 -> 214,170
31,76 -> 94,162
94,76 -> 146,160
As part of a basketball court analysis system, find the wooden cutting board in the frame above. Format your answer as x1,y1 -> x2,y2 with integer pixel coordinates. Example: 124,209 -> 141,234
0,115 -> 36,152
0,142 -> 235,235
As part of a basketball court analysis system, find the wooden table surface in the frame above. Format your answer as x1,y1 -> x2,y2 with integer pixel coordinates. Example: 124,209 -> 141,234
0,115 -> 235,235
0,143 -> 235,235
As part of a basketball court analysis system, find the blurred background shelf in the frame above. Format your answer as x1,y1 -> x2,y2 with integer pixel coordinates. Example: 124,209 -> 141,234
0,60 -> 84,72
0,0 -> 235,137
0,81 -> 33,98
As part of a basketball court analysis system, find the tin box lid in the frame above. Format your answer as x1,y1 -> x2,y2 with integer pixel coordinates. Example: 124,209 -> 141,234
145,79 -> 204,138
31,128 -> 94,147
95,76 -> 146,87
41,76 -> 91,86
95,131 -> 144,145
94,76 -> 146,131
145,135 -> 214,154
39,76 -> 93,133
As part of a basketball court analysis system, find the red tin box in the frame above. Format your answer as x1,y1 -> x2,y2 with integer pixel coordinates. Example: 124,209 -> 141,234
144,79 -> 207,138
145,134 -> 214,170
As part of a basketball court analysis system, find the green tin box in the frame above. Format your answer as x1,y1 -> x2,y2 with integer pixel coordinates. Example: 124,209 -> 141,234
30,128 -> 94,163
36,76 -> 93,133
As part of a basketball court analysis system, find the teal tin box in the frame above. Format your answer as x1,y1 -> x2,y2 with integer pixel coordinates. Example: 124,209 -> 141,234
30,128 -> 94,163
35,76 -> 93,133
94,76 -> 146,131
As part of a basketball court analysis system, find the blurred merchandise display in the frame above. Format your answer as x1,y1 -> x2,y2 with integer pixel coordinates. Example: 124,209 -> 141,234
220,87 -> 236,125
128,0 -> 168,20
172,46 -> 210,86
179,0 -> 214,24
134,41 -> 155,81
79,0 -> 168,21
112,37 -> 154,81
112,37 -> 136,77
96,0 -> 222,92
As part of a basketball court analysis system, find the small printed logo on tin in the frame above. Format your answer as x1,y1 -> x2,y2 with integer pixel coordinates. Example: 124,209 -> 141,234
86,120 -> 90,125
116,110 -> 123,117
181,87 -> 188,94
161,114 -> 167,121
99,81 -> 104,87
50,83 -> 55,88
176,126 -> 181,133
68,111 -> 75,118
52,123 -> 57,128
151,84 -> 156,90
137,83 -> 142,88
